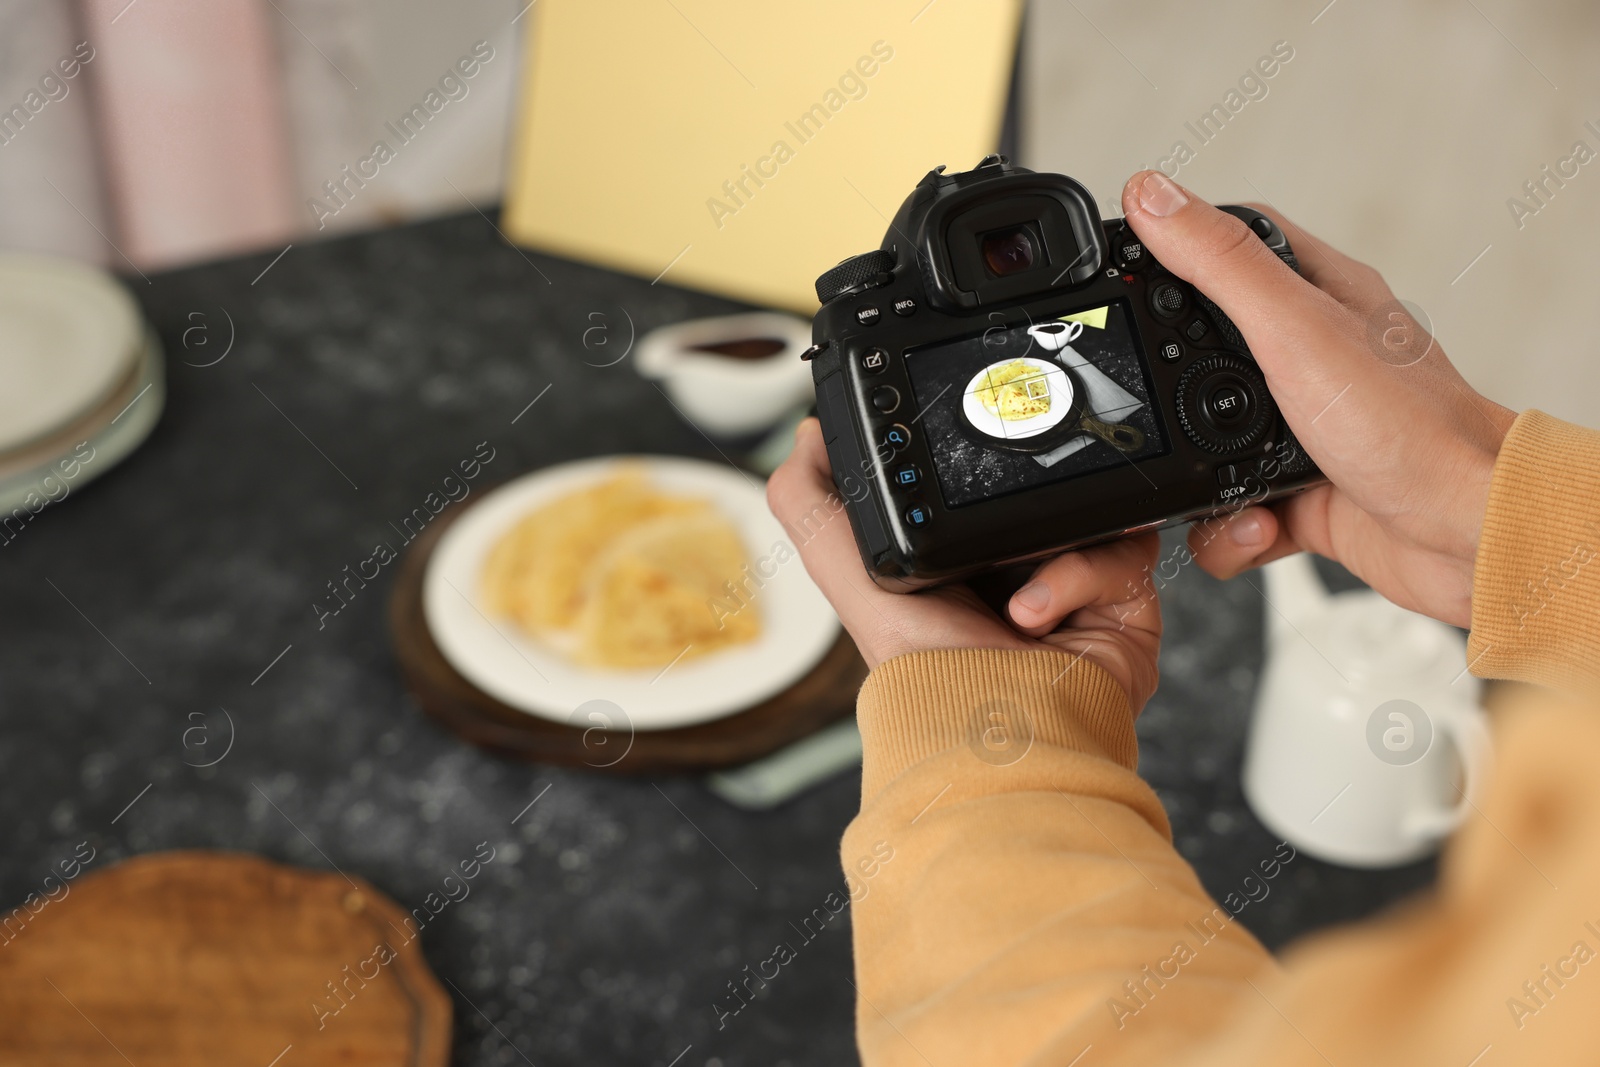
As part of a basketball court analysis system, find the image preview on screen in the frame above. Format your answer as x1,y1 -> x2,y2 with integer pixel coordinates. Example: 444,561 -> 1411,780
903,299 -> 1168,508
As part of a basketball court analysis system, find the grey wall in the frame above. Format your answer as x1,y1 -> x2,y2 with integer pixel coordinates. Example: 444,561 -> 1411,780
1023,0 -> 1600,426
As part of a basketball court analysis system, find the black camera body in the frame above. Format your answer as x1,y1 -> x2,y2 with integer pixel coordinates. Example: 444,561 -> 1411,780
805,155 -> 1324,589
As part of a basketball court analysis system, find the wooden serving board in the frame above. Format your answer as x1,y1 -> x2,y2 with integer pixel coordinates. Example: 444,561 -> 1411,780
389,487 -> 865,774
0,851 -> 450,1066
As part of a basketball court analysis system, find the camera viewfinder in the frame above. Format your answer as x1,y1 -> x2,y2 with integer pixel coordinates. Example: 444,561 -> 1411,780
980,225 -> 1039,277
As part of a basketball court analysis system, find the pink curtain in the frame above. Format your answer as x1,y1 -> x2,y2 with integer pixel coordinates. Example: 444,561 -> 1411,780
78,0 -> 298,270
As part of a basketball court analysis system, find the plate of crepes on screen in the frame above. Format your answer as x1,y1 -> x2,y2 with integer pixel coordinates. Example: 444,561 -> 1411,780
422,456 -> 840,730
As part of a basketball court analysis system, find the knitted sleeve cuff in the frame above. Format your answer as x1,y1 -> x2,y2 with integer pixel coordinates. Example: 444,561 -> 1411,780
855,647 -> 1137,800
1469,409 -> 1600,693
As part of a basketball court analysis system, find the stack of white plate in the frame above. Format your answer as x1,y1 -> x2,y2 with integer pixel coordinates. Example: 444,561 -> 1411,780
0,254 -> 164,517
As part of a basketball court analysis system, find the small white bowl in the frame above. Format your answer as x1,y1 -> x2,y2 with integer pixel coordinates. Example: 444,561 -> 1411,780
635,312 -> 814,437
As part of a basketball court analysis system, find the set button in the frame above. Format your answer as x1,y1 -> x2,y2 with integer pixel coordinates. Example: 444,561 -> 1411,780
1202,380 -> 1251,428
1175,353 -> 1274,454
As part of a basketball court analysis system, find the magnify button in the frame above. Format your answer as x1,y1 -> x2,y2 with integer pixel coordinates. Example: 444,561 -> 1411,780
880,424 -> 911,452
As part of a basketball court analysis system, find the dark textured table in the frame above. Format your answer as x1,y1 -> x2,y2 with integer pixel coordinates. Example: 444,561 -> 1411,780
0,212 -> 1434,1066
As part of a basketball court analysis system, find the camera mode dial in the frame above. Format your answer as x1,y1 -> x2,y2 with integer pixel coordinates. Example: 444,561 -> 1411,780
1175,353 -> 1275,454
815,250 -> 896,304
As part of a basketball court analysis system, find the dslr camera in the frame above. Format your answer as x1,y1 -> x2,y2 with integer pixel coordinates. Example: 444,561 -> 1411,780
805,155 -> 1324,589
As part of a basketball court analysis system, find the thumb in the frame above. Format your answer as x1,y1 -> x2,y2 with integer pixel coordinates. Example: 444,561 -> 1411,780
1119,170 -> 1356,407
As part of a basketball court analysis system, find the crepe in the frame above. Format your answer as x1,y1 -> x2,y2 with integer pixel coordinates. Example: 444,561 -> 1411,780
574,512 -> 761,669
977,360 -> 1053,421
481,468 -> 760,669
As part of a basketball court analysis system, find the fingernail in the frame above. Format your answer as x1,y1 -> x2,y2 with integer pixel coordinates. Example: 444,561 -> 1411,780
1230,513 -> 1265,548
1013,581 -> 1050,613
1137,172 -> 1189,217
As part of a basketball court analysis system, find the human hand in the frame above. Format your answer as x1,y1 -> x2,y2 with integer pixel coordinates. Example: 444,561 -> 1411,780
767,418 -> 1162,713
1121,170 -> 1517,627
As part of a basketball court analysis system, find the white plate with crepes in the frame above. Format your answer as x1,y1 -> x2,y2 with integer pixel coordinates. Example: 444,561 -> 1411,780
961,356 -> 1072,440
422,455 -> 841,731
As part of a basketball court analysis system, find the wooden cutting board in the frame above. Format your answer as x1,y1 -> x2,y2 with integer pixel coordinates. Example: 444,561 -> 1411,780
0,851 -> 451,1066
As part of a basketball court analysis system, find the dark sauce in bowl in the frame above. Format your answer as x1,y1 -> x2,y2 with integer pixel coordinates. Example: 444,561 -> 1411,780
687,337 -> 788,360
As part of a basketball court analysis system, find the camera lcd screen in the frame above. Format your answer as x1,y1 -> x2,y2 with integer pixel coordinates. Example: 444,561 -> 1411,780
902,299 -> 1168,509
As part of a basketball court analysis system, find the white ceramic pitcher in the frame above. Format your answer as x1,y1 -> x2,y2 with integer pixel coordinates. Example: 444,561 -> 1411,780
1241,553 -> 1491,867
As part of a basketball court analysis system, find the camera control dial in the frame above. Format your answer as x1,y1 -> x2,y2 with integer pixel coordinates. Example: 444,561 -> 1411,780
815,249 -> 896,304
1175,353 -> 1275,454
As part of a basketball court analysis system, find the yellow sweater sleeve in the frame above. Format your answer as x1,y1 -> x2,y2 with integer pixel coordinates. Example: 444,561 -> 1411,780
843,650 -> 1281,1066
844,411 -> 1600,1066
1469,410 -> 1600,693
